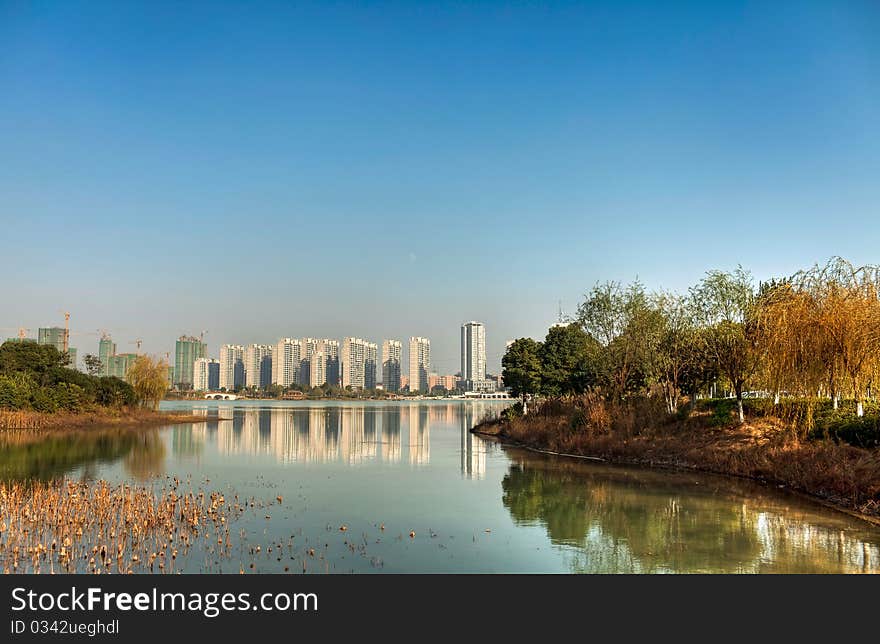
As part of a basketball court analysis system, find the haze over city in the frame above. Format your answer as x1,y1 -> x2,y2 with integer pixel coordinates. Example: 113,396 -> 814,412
3,1 -> 879,370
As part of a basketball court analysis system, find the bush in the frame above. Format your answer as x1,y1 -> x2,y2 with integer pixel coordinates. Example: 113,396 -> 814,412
502,402 -> 524,421
95,377 -> 137,408
31,388 -> 59,413
0,373 -> 34,409
811,413 -> 880,448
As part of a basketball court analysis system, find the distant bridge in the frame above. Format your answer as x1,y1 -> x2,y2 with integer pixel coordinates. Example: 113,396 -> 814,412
204,393 -> 239,400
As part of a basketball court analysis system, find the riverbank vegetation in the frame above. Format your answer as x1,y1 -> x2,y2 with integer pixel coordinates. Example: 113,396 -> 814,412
0,341 -> 186,429
495,257 -> 880,517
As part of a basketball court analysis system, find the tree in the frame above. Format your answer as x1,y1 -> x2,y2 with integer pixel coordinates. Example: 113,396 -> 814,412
652,293 -> 699,414
126,355 -> 170,410
691,267 -> 759,424
0,341 -> 65,376
83,353 -> 103,376
502,338 -> 543,407
577,280 -> 658,400
538,325 -> 598,397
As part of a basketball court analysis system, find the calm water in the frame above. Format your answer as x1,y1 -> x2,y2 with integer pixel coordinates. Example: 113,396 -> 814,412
3,399 -> 880,573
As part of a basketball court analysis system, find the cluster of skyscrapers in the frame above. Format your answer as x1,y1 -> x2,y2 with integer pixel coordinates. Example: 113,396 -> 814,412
172,321 -> 495,394
4,320 -> 498,395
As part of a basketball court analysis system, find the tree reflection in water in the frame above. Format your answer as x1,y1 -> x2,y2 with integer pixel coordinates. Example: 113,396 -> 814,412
0,428 -> 166,481
501,448 -> 880,573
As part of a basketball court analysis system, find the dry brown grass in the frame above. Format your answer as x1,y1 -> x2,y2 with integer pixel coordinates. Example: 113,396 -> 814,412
482,395 -> 880,517
0,479 -> 244,573
0,408 -> 207,431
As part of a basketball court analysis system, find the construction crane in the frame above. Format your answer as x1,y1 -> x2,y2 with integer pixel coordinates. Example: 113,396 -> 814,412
57,310 -> 71,353
130,339 -> 143,354
0,327 -> 31,340
200,330 -> 208,343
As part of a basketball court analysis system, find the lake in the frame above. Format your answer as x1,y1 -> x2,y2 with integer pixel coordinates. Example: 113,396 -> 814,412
2,399 -> 879,573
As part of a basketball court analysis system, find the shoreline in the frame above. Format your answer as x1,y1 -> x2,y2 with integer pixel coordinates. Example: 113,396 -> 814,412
472,418 -> 880,528
0,408 -> 209,431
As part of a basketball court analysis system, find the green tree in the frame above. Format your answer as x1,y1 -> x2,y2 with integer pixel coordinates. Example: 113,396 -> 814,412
83,353 -> 104,377
691,267 -> 759,424
502,338 -> 543,404
652,293 -> 699,413
0,341 -> 65,376
577,280 -> 658,399
538,325 -> 598,397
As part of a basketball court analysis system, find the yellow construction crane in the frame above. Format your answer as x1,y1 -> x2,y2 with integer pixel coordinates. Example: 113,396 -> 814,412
57,310 -> 71,353
0,327 -> 31,340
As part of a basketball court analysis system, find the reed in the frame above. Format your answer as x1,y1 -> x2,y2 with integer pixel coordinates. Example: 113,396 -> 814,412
0,478 -> 244,573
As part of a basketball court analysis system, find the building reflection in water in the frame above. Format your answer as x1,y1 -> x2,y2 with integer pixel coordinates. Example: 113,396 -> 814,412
460,403 -> 489,479
381,408 -> 401,463
172,402 -> 507,469
407,405 -> 430,465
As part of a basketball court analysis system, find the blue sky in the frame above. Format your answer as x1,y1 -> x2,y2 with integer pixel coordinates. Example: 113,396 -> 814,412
2,0 -> 878,373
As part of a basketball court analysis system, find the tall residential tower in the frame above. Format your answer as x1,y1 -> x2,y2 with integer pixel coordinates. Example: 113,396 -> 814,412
408,337 -> 430,393
461,321 -> 492,392
382,339 -> 402,392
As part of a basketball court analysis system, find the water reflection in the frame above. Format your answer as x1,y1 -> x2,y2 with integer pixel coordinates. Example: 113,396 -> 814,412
0,429 -> 165,482
501,449 -> 880,573
173,403 -> 495,469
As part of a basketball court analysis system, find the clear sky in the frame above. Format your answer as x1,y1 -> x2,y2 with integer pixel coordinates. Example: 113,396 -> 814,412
2,1 -> 878,373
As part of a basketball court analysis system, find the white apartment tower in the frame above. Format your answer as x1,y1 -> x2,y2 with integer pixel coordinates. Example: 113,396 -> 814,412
408,337 -> 431,393
219,344 -> 245,390
461,321 -> 488,391
382,339 -> 402,392
341,337 -> 369,389
301,338 -> 339,386
244,344 -> 273,389
193,357 -> 219,391
273,338 -> 303,387
309,350 -> 326,387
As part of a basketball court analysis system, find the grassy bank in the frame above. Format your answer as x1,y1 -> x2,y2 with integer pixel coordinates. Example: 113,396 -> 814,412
473,397 -> 880,520
0,407 -> 208,431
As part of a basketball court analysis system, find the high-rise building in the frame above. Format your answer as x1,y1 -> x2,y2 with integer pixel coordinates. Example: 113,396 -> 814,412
341,337 -> 369,389
408,337 -> 431,393
108,353 -> 138,381
66,347 -> 78,371
174,335 -> 207,390
321,339 -> 340,386
309,350 -> 326,387
38,327 -> 66,352
461,321 -> 491,392
244,344 -> 273,389
301,338 -> 319,385
193,358 -> 221,391
365,342 -> 377,390
219,344 -> 245,390
98,334 -> 116,376
301,338 -> 339,387
273,338 -> 302,387
382,340 -> 402,392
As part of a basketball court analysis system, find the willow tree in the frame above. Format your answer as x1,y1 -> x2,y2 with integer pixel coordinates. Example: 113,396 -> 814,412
691,267 -> 759,424
126,355 -> 170,410
792,257 -> 880,416
755,281 -> 822,404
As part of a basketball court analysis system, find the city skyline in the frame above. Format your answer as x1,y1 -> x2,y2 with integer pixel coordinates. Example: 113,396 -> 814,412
1,319 -> 507,380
